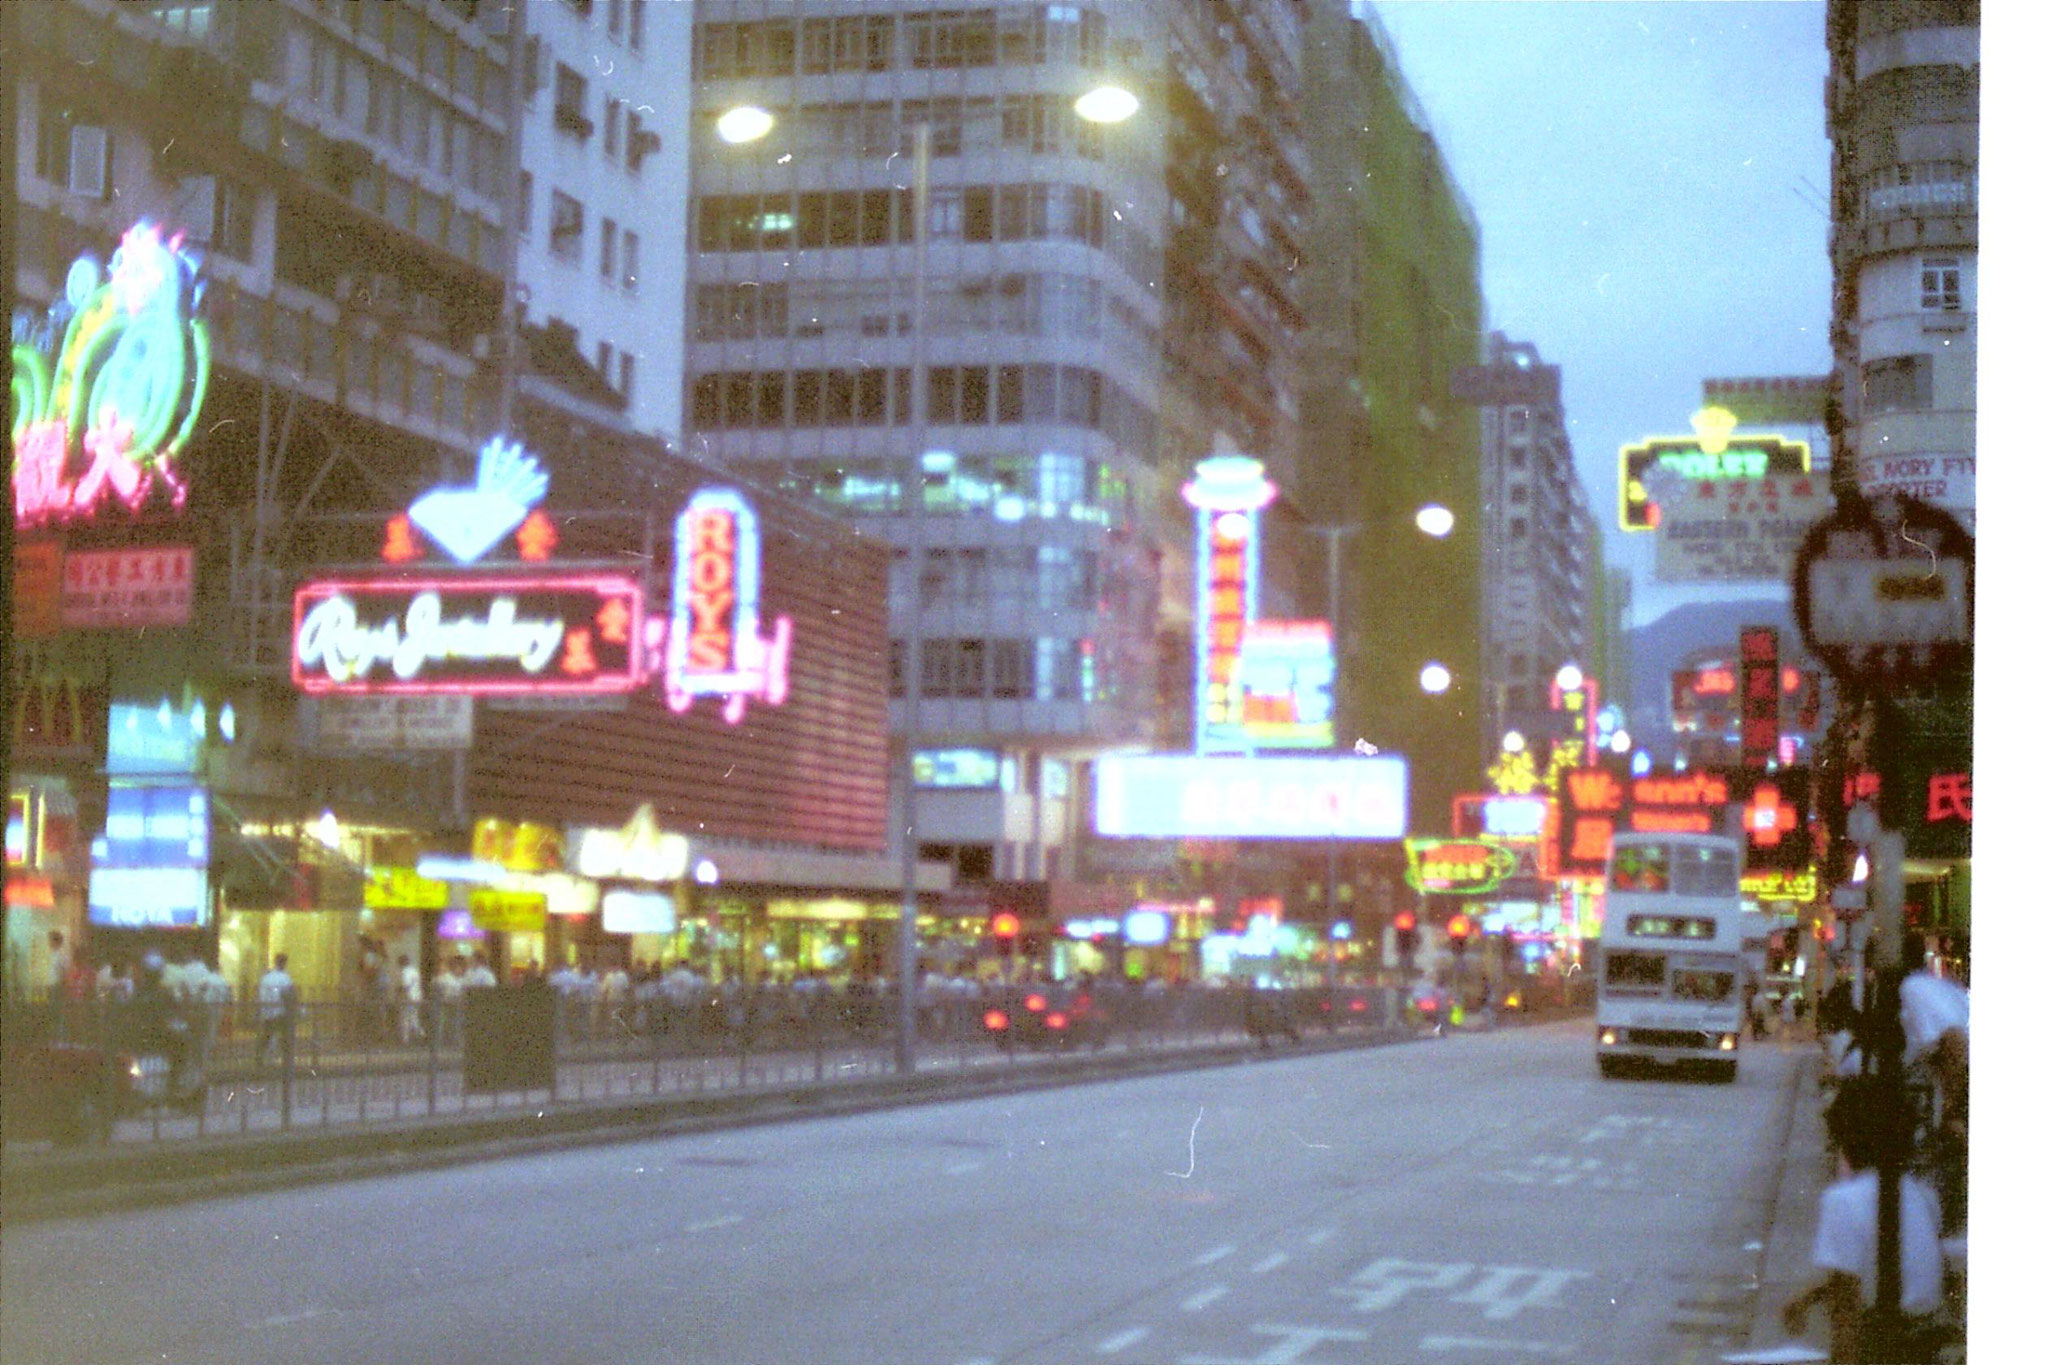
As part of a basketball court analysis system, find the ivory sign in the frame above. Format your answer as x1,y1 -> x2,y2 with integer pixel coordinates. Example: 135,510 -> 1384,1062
1651,472 -> 1833,583
292,573 -> 645,695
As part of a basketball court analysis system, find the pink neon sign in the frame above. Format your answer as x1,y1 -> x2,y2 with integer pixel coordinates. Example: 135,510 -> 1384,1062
665,488 -> 792,724
12,223 -> 212,528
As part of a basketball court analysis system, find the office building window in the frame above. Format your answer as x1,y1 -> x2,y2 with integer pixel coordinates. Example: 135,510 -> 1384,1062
596,341 -> 612,383
604,98 -> 622,158
629,0 -> 646,50
608,0 -> 625,39
518,171 -> 532,235
549,191 -> 584,260
1861,354 -> 1934,414
211,175 -> 258,260
600,218 -> 617,279
1920,256 -> 1962,311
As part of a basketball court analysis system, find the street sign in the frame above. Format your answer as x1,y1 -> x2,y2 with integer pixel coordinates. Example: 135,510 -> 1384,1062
1650,471 -> 1833,582
1792,492 -> 1973,689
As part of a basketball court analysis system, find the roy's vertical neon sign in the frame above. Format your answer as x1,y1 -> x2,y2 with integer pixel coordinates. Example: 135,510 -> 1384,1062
666,487 -> 792,723
13,222 -> 212,528
1183,456 -> 1276,754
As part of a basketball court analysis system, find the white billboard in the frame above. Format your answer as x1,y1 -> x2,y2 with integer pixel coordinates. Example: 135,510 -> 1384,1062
1652,471 -> 1834,583
1093,755 -> 1407,840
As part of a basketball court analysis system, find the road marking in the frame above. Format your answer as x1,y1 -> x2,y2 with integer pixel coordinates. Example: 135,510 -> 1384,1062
1194,1244 -> 1235,1266
1182,1284 -> 1230,1311
1096,1326 -> 1152,1354
1249,1252 -> 1289,1275
684,1215 -> 743,1233
1420,1335 -> 1574,1355
945,1160 -> 985,1175
1305,1228 -> 1336,1246
252,1307 -> 335,1328
1180,1323 -> 1375,1363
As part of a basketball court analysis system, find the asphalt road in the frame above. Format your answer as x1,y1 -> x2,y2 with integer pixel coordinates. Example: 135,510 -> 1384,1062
0,1020 -> 1801,1365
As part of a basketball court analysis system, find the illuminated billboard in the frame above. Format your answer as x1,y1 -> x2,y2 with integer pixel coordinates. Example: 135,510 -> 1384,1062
666,486 -> 792,724
292,572 -> 645,695
1239,620 -> 1335,749
1183,457 -> 1275,753
88,784 -> 210,928
1619,408 -> 1810,532
12,223 -> 212,529
1093,755 -> 1407,840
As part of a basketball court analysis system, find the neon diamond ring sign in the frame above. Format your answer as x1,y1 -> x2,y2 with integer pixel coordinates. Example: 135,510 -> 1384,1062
293,573 -> 645,696
13,222 -> 211,528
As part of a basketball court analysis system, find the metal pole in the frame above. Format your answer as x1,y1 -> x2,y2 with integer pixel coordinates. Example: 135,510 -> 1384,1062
1869,821 -> 1908,1357
0,0 -> 19,1015
894,121 -> 932,1075
496,0 -> 527,437
1310,525 -> 1357,999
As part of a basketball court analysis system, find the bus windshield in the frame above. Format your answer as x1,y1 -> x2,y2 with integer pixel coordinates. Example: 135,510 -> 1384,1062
1671,967 -> 1737,1002
1603,950 -> 1665,994
1609,841 -> 1740,897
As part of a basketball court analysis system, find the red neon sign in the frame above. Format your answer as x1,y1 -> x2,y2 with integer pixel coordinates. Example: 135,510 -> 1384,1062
291,573 -> 645,696
1693,667 -> 1736,696
1204,514 -> 1249,734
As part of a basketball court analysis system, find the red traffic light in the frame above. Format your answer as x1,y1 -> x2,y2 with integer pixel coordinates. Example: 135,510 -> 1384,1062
991,911 -> 1021,938
1392,910 -> 1417,933
1446,913 -> 1473,940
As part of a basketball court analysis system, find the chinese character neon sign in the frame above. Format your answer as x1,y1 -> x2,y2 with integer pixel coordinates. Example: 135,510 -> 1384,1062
12,222 -> 212,528
1184,456 -> 1275,753
665,487 -> 792,724
1619,407 -> 1811,532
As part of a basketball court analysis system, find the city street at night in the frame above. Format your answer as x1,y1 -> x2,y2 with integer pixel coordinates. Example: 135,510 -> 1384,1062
2,1021 -> 1813,1365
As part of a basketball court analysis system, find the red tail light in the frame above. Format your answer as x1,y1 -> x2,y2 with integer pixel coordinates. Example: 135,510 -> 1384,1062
1024,993 -> 1048,1013
1046,1012 -> 1068,1030
983,1009 -> 1010,1031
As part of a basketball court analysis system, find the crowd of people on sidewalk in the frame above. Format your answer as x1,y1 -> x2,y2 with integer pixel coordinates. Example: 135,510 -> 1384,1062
1780,931 -> 1969,1364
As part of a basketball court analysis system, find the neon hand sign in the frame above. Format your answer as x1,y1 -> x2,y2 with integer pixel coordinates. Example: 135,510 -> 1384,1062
405,436 -> 551,564
665,487 -> 792,723
12,223 -> 211,528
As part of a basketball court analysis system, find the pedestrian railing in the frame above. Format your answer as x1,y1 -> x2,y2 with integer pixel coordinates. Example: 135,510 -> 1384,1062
1,978 -> 1593,1152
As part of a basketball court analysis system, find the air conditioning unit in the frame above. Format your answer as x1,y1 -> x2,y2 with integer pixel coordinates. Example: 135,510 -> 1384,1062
68,126 -> 110,199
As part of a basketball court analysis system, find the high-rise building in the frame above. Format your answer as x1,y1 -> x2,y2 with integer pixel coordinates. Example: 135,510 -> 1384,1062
686,1 -> 1313,891
1299,1 -> 1485,831
1461,334 -> 1597,751
514,0 -> 691,442
1824,0 -> 1978,529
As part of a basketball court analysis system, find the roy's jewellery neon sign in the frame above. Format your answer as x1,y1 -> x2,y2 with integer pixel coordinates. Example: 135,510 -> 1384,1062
298,592 -> 565,683
13,222 -> 211,528
665,487 -> 792,723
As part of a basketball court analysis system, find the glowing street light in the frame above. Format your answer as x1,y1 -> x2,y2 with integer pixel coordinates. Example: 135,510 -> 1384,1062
1501,729 -> 1526,753
1415,504 -> 1455,538
715,105 -> 775,145
1554,662 -> 1585,692
1073,84 -> 1140,125
1419,663 -> 1452,695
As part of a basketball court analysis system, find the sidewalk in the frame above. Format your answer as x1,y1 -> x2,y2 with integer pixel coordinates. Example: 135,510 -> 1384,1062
1725,1038 -> 1836,1363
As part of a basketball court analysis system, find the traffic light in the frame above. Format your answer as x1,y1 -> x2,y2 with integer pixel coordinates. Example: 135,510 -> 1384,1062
1446,913 -> 1473,959
1392,909 -> 1418,967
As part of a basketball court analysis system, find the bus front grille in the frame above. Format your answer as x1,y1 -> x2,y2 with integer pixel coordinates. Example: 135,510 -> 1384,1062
1627,1028 -> 1716,1049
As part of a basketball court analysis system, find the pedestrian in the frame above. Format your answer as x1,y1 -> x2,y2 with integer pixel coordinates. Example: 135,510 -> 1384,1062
463,954 -> 499,991
257,953 -> 297,1062
1780,1074 -> 1950,1363
397,953 -> 424,1044
1898,931 -> 1968,1239
434,957 -> 466,1046
46,930 -> 71,998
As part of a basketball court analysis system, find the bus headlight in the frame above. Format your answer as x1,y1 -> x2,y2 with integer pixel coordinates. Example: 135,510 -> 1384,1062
1719,1033 -> 1738,1052
1599,1028 -> 1618,1047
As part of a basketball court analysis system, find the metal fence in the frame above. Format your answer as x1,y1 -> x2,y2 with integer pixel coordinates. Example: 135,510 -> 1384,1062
2,976 -> 1595,1151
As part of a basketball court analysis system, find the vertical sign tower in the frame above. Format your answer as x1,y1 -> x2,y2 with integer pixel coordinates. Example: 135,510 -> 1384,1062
1183,457 -> 1277,754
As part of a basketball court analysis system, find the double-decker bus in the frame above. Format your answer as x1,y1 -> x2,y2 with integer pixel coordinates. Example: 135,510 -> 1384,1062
1594,832 -> 1746,1081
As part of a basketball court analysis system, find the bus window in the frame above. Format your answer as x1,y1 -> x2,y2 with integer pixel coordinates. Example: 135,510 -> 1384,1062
1670,843 -> 1739,896
1603,950 -> 1665,992
1672,967 -> 1736,1002
1610,844 -> 1670,892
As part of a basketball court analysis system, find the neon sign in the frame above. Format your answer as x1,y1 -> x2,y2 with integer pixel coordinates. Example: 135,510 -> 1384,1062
1619,408 -> 1811,532
404,436 -> 551,564
665,487 -> 792,723
292,573 -> 645,695
1404,837 -> 1518,894
12,222 -> 211,528
1239,620 -> 1335,749
1184,457 -> 1275,753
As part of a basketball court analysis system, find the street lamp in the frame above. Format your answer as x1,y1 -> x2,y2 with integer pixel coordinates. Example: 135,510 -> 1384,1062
1074,84 -> 1141,125
1419,663 -> 1453,695
714,104 -> 775,146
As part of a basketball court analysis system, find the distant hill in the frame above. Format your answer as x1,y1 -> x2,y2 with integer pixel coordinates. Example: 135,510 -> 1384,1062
1624,596 -> 1800,748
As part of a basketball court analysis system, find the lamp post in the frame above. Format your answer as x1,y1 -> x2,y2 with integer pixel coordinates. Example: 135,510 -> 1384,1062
1309,504 -> 1453,995
718,84 -> 1138,1075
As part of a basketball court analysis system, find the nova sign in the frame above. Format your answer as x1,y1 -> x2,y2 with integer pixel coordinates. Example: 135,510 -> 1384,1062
293,573 -> 644,695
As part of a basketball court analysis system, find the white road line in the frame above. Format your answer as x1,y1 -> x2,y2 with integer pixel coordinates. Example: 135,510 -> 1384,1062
684,1215 -> 743,1233
945,1160 -> 985,1175
252,1307 -> 335,1328
1419,1335 -> 1574,1355
1180,1284 -> 1230,1312
1249,1251 -> 1289,1275
1095,1326 -> 1152,1354
1193,1244 -> 1235,1266
1305,1227 -> 1336,1246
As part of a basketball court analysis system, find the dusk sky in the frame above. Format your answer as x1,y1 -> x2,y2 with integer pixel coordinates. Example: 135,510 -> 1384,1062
1367,0 -> 1834,627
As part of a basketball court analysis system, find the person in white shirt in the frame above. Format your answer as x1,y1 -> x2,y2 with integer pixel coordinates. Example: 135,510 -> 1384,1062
396,954 -> 424,1044
434,958 -> 467,1045
1897,931 -> 1968,1240
463,957 -> 498,991
257,954 -> 296,1061
1781,1075 -> 1950,1362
